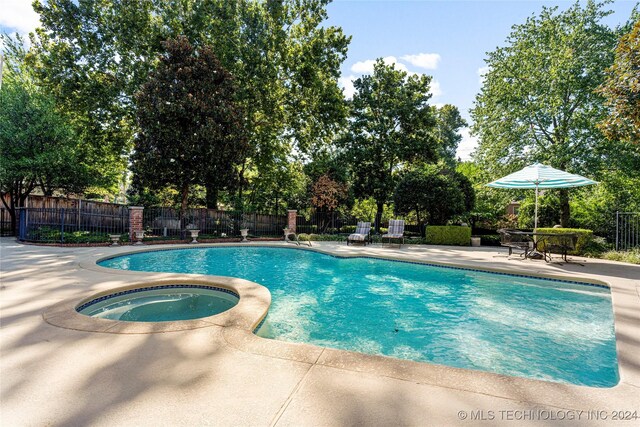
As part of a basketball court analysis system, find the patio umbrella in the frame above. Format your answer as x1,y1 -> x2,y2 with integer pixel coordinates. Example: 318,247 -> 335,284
486,163 -> 597,230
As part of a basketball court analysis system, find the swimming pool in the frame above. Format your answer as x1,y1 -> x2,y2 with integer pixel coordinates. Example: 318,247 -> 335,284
99,246 -> 619,387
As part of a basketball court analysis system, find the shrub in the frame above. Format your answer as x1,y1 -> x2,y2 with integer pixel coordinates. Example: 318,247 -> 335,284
536,228 -> 594,255
340,225 -> 357,233
30,227 -> 112,243
394,167 -> 474,236
479,234 -> 501,246
425,226 -> 471,246
601,249 -> 640,264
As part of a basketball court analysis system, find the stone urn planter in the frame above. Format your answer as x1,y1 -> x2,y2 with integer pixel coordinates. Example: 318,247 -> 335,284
471,236 -> 481,247
188,229 -> 200,244
134,230 -> 144,245
109,234 -> 121,246
240,228 -> 249,242
283,228 -> 290,241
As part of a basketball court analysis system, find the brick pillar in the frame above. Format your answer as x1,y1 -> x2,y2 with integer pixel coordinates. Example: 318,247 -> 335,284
287,210 -> 297,234
129,206 -> 144,240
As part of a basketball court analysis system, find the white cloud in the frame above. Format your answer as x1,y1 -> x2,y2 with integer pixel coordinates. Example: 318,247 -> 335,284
0,0 -> 40,34
351,56 -> 409,74
338,75 -> 356,99
477,66 -> 490,85
456,128 -> 478,161
429,79 -> 442,98
400,53 -> 441,70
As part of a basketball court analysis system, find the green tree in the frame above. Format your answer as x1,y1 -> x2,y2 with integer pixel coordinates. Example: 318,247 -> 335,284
340,59 -> 438,232
131,37 -> 247,222
456,161 -> 513,229
598,17 -> 640,144
433,104 -> 467,165
471,0 -> 624,227
30,0 -> 349,208
393,166 -> 474,236
0,39 -> 90,231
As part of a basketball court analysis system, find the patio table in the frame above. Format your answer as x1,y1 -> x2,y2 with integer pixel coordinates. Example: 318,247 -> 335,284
507,231 -> 577,262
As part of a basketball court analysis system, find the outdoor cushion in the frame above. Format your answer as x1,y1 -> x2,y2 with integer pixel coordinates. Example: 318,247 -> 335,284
348,233 -> 367,241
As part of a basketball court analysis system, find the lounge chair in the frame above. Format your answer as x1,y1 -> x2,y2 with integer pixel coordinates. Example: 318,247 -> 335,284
382,220 -> 405,247
347,222 -> 371,246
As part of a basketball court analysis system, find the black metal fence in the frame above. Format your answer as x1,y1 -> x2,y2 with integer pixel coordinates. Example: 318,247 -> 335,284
296,211 -> 357,235
1,208 -> 13,236
143,207 -> 287,238
295,212 -> 423,236
615,212 -> 640,251
18,208 -> 129,243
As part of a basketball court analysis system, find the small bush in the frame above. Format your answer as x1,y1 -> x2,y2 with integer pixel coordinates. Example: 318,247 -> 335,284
601,249 -> 640,264
30,227 -> 112,243
340,225 -> 357,233
312,234 -> 347,242
479,234 -> 501,246
536,228 -> 593,255
425,226 -> 471,246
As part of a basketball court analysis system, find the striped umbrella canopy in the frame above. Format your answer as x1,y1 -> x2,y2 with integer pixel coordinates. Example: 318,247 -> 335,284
486,163 -> 597,230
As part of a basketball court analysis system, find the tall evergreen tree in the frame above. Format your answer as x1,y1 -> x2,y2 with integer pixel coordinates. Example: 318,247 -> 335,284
131,37 -> 247,221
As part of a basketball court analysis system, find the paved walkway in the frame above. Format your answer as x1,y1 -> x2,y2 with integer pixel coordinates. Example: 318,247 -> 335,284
1,238 -> 639,426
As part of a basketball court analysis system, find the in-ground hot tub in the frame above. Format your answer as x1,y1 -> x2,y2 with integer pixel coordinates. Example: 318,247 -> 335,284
77,284 -> 239,322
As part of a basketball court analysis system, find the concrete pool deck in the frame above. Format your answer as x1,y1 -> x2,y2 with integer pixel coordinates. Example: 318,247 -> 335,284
1,238 -> 639,426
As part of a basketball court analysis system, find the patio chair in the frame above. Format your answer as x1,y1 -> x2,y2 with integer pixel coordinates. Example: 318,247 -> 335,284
347,222 -> 371,246
543,233 -> 578,263
382,220 -> 405,247
498,229 -> 531,257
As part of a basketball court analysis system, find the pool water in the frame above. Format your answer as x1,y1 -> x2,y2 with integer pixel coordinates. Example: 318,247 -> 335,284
99,247 -> 619,387
78,286 -> 238,321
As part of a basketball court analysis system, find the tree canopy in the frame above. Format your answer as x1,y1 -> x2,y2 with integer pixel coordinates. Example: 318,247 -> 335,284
340,59 -> 438,231
393,166 -> 475,235
132,37 -> 247,217
471,0 -> 634,227
29,0 -> 350,208
598,17 -> 640,144
0,36 -> 91,229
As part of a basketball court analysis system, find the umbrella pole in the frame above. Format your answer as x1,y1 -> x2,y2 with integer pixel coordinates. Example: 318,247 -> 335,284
534,185 -> 539,232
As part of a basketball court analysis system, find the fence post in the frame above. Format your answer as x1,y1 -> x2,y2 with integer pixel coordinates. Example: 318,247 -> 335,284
615,211 -> 619,251
287,210 -> 297,234
129,206 -> 144,241
18,208 -> 26,240
60,208 -> 65,243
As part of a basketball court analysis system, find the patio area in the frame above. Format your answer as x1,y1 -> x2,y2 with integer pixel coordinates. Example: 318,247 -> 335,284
1,237 -> 639,426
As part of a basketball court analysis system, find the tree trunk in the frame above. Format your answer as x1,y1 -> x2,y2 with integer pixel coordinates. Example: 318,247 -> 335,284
205,183 -> 218,209
180,183 -> 189,239
236,161 -> 246,210
559,188 -> 570,227
416,210 -> 425,238
374,201 -> 384,234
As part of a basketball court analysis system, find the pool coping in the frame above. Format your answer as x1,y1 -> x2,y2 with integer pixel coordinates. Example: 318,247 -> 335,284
44,241 -> 640,412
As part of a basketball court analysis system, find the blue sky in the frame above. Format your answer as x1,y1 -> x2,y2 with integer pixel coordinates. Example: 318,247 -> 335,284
326,0 -> 638,158
2,0 -> 638,159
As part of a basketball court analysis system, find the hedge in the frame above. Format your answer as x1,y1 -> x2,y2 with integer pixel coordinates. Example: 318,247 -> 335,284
425,226 -> 471,246
536,228 -> 593,255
